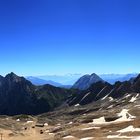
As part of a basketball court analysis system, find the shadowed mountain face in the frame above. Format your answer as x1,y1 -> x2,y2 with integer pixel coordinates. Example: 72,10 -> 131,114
68,74 -> 140,106
72,73 -> 104,90
0,73 -> 71,115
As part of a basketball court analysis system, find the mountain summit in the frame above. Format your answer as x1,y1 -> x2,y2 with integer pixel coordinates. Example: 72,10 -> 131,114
72,73 -> 104,90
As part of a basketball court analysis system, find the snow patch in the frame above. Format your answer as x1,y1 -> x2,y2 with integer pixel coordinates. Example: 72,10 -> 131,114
80,137 -> 94,140
125,94 -> 131,98
129,94 -> 139,103
44,123 -> 48,126
57,123 -> 61,126
109,97 -> 113,101
16,119 -> 20,122
75,104 -> 80,107
117,125 -> 140,133
92,117 -> 106,124
135,105 -> 140,107
132,136 -> 140,140
88,116 -> 108,125
26,121 -> 33,124
67,122 -> 73,125
45,130 -> 50,133
101,94 -> 108,100
107,134 -> 133,139
81,127 -> 100,130
49,133 -> 54,135
107,105 -> 113,109
63,135 -> 75,139
115,109 -> 136,122
89,109 -> 136,125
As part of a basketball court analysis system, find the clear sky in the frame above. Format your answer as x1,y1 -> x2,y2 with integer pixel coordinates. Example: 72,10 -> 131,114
0,0 -> 140,76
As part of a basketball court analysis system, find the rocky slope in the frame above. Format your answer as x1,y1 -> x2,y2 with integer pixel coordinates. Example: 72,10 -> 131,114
0,89 -> 139,140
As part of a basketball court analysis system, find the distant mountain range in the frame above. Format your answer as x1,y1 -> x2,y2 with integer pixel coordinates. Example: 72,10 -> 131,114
100,73 -> 138,84
26,76 -> 63,87
26,74 -> 82,86
0,72 -> 139,115
26,73 -> 138,88
26,76 -> 73,89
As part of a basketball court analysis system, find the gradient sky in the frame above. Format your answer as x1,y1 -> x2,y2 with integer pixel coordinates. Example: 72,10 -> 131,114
0,0 -> 140,76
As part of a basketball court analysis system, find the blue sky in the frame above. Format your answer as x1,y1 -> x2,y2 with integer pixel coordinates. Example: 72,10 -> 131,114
0,0 -> 140,76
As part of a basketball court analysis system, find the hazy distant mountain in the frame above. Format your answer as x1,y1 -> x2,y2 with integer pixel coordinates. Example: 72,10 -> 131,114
35,74 -> 83,85
26,76 -> 62,87
27,73 -> 138,87
100,73 -> 138,84
72,73 -> 104,90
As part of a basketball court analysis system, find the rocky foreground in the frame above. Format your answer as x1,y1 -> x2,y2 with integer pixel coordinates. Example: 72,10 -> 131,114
0,93 -> 140,140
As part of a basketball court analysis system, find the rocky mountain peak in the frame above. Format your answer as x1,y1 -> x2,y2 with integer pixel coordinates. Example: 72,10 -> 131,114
91,73 -> 98,77
5,72 -> 23,83
72,73 -> 104,90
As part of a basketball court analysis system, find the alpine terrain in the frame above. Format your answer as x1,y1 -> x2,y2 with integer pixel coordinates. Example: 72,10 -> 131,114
0,72 -> 139,139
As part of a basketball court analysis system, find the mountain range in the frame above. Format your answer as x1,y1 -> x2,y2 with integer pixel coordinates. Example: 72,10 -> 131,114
34,74 -> 82,85
26,76 -> 63,86
0,72 -> 140,140
26,73 -> 138,87
68,74 -> 140,106
100,73 -> 138,84
0,72 -> 139,115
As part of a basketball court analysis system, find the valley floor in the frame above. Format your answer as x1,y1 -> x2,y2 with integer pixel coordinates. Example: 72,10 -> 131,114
0,93 -> 140,140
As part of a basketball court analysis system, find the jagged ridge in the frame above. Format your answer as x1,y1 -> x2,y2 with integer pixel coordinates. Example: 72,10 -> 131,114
69,74 -> 140,105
